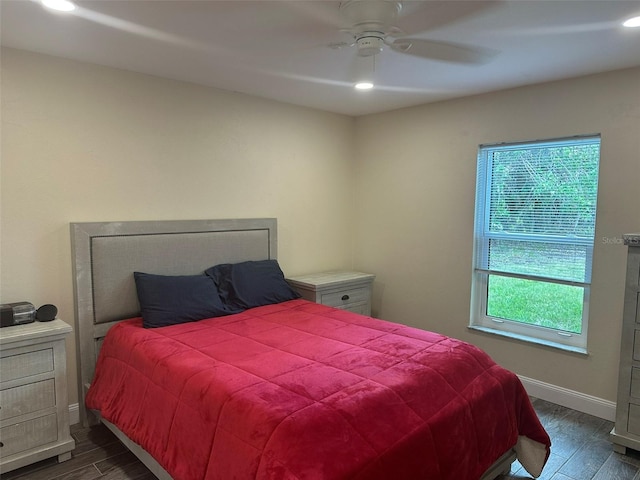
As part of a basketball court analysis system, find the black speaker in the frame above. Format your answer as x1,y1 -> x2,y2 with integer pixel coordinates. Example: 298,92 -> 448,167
36,304 -> 58,322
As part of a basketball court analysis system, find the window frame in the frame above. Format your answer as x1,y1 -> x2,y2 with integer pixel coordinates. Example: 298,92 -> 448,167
470,135 -> 600,353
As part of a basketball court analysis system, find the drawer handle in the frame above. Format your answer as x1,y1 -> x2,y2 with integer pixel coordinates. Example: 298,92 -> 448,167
0,442 -> 3,448
341,295 -> 350,301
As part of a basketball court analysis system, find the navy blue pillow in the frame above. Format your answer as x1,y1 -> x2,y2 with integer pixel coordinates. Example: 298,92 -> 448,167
134,272 -> 237,328
205,259 -> 300,310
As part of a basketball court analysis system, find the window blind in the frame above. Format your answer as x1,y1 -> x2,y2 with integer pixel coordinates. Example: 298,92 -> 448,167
487,142 -> 600,238
478,137 -> 600,285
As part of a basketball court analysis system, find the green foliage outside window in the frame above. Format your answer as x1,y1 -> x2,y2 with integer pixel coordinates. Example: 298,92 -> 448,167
473,136 -> 600,344
488,144 -> 599,238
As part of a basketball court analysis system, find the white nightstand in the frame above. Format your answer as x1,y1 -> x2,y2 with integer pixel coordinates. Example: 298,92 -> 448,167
0,319 -> 75,473
287,271 -> 375,315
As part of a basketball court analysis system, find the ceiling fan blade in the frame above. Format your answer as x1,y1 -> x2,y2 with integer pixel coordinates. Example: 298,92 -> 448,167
396,1 -> 502,36
390,38 -> 497,65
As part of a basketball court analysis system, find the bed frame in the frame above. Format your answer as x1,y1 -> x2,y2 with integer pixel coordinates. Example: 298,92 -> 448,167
70,218 -> 515,480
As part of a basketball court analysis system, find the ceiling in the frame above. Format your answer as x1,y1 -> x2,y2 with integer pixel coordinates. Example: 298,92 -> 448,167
2,0 -> 640,116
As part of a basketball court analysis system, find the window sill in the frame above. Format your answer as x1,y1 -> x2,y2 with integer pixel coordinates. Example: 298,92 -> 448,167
468,325 -> 588,356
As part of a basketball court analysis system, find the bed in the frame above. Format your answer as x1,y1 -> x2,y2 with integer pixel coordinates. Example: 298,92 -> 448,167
71,218 -> 550,480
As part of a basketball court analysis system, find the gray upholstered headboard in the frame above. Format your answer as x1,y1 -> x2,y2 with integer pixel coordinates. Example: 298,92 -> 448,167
70,218 -> 277,424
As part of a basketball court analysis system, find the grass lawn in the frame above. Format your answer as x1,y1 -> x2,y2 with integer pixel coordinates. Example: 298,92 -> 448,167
487,275 -> 583,333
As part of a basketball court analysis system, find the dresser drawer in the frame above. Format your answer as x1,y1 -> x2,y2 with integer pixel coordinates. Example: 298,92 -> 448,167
631,368 -> 640,399
634,331 -> 640,362
0,414 -> 57,458
0,380 -> 56,421
321,287 -> 371,309
0,349 -> 54,382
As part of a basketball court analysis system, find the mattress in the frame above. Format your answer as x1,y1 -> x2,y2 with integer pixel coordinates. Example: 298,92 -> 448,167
86,299 -> 550,479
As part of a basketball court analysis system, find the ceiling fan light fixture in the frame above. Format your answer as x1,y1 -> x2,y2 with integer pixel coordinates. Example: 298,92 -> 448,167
356,35 -> 384,57
623,16 -> 640,28
41,0 -> 76,12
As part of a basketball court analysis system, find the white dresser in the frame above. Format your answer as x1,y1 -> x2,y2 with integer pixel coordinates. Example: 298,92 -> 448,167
287,271 -> 375,315
0,319 -> 75,472
612,234 -> 640,454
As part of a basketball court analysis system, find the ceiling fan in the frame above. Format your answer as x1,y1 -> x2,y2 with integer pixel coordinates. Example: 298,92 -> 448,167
329,0 -> 496,65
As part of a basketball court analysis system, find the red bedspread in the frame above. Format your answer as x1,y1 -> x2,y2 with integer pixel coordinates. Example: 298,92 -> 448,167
86,299 -> 550,480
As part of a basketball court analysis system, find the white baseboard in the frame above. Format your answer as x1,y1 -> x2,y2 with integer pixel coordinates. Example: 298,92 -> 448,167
69,403 -> 80,425
518,375 -> 616,422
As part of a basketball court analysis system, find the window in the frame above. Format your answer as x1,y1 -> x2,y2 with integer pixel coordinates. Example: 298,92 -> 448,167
470,135 -> 600,352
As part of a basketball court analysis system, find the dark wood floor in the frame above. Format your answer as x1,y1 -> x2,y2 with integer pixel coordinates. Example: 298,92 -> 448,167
507,399 -> 640,480
2,398 -> 640,480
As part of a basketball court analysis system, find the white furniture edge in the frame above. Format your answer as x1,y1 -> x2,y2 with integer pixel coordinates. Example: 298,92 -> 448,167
286,271 -> 375,289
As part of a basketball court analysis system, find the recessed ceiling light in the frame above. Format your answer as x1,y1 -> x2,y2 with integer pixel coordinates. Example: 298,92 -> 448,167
355,82 -> 374,90
623,16 -> 640,28
41,0 -> 76,12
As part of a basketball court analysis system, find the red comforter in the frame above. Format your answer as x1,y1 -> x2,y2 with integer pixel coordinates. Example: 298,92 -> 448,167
86,299 -> 550,480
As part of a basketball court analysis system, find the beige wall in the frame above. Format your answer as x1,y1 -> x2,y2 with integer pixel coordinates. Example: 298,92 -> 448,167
2,46 -> 639,410
353,67 -> 640,402
0,48 -> 356,406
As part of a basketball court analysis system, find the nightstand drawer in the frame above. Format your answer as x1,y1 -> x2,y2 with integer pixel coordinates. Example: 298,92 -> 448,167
342,303 -> 369,315
0,380 -> 56,421
321,287 -> 371,308
0,349 -> 54,382
0,413 -> 58,457
288,271 -> 375,316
